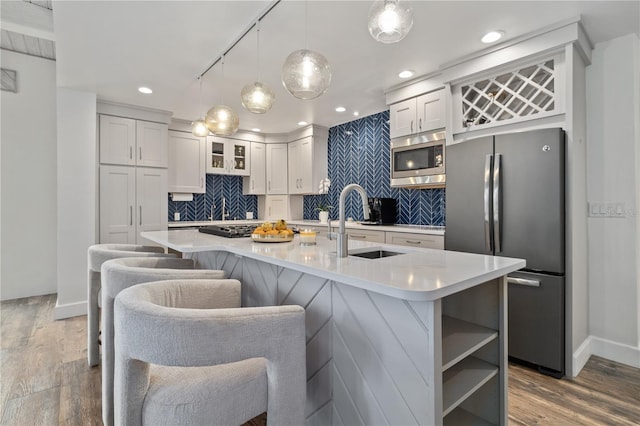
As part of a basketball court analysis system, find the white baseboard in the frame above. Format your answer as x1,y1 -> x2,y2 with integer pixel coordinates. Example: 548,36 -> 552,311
54,299 -> 86,319
590,336 -> 640,369
572,336 -> 593,377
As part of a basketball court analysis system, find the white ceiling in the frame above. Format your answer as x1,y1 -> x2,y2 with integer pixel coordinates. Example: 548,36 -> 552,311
26,1 -> 640,133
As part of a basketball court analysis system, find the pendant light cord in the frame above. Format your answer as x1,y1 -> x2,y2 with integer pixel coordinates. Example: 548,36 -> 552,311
305,0 -> 308,49
256,21 -> 261,82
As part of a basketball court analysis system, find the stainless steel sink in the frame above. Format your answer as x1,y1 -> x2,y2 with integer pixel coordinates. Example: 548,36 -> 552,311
349,249 -> 404,259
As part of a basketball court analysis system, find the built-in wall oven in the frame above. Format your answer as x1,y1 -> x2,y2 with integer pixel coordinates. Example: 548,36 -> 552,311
390,130 -> 446,188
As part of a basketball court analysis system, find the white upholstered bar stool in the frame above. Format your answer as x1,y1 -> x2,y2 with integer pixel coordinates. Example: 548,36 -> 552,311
101,257 -> 226,426
114,279 -> 306,426
87,244 -> 174,367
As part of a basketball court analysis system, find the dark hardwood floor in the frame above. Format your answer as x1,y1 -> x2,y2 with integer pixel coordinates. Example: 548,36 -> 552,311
2,294 -> 639,425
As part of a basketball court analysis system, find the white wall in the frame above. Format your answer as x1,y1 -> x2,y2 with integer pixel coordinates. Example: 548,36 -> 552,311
55,88 -> 96,319
0,51 -> 58,300
586,33 -> 640,368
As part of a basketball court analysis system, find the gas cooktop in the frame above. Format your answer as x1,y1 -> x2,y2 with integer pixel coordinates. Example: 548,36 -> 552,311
198,224 -> 255,238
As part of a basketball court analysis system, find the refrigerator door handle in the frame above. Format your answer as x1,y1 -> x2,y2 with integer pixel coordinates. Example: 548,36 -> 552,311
484,154 -> 493,251
507,276 -> 541,287
493,153 -> 502,253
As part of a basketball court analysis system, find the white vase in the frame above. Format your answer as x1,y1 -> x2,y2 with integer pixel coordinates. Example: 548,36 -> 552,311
318,210 -> 329,224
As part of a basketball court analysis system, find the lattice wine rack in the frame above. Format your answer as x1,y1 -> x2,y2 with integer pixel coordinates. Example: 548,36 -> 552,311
461,59 -> 555,127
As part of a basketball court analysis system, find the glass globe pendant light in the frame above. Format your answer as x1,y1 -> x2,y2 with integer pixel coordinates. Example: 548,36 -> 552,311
205,56 -> 239,136
368,0 -> 414,44
281,1 -> 331,100
191,77 -> 209,137
282,49 -> 331,100
241,22 -> 275,113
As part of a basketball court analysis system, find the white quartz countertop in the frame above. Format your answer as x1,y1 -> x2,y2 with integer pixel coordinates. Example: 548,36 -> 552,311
168,220 -> 445,236
141,229 -> 524,301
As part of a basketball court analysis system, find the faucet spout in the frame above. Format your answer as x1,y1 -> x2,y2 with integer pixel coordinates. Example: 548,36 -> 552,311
337,184 -> 370,257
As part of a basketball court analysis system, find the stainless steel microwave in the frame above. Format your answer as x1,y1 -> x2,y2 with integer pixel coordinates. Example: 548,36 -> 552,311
390,130 -> 446,188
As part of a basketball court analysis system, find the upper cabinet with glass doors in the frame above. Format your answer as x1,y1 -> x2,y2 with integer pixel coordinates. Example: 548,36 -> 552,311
206,136 -> 251,176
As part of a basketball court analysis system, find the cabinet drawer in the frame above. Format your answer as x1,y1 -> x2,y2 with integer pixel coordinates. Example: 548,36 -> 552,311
385,232 -> 444,249
347,229 -> 385,243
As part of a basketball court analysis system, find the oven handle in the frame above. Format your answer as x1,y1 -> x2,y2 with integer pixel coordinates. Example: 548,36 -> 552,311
507,277 -> 540,287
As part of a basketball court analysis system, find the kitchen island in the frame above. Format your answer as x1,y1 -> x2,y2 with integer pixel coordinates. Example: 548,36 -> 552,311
141,229 -> 524,426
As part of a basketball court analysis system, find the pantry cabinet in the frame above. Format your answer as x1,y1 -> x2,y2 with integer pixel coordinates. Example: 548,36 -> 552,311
100,165 -> 167,244
99,115 -> 168,168
168,130 -> 206,194
243,142 -> 266,195
266,143 -> 288,194
206,136 -> 250,176
389,89 -> 446,139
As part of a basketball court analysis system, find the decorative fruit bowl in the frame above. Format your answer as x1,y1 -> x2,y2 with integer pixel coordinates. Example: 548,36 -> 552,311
251,220 -> 295,243
250,233 -> 294,243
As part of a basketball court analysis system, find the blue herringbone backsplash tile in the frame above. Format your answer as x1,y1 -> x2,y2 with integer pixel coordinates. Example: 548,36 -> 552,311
168,174 -> 257,222
168,110 -> 444,226
302,110 -> 445,226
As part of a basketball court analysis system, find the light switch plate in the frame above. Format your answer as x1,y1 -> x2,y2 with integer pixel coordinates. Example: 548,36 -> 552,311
174,212 -> 180,221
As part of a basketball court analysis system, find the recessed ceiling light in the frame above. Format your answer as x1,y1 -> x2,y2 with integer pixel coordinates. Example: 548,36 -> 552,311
353,111 -> 360,116
481,30 -> 504,44
335,106 -> 346,112
251,128 -> 261,132
298,121 -> 308,126
138,86 -> 153,94
398,70 -> 415,79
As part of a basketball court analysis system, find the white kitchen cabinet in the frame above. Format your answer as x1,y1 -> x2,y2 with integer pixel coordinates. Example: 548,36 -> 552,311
168,130 -> 206,194
346,228 -> 385,243
385,231 -> 444,249
243,142 -> 266,195
100,165 -> 167,244
288,133 -> 328,195
259,195 -> 303,221
266,143 -> 288,194
389,89 -> 446,138
99,115 -> 168,167
206,136 -> 250,176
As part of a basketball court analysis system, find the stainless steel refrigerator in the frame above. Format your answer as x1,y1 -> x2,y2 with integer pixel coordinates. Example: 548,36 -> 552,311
444,128 -> 565,377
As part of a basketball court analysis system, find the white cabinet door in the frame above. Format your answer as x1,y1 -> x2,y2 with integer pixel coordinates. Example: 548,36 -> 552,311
264,195 -> 288,221
206,137 -> 251,176
228,139 -> 250,176
266,144 -> 288,194
99,115 -> 136,166
288,136 -> 315,194
417,89 -> 446,132
243,142 -> 266,195
136,167 -> 168,243
389,98 -> 417,139
168,131 -> 205,194
136,121 -> 169,168
100,165 -> 136,243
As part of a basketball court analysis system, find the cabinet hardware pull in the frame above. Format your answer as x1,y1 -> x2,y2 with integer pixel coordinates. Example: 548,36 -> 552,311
350,235 -> 366,239
419,118 -> 422,131
411,120 -> 413,133
507,277 -> 540,287
139,147 -> 142,160
139,206 -> 142,226
405,240 -> 422,244
130,206 -> 133,226
200,177 -> 203,187
130,146 -> 133,160
268,181 -> 271,191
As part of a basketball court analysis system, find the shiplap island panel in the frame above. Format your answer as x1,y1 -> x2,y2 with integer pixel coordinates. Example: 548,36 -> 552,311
141,230 -> 524,425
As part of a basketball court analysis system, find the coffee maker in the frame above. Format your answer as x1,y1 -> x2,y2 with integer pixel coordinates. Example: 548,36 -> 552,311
365,198 -> 397,225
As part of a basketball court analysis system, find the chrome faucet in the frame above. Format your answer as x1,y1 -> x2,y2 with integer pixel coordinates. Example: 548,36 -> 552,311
221,197 -> 230,220
333,184 -> 369,257
209,203 -> 216,221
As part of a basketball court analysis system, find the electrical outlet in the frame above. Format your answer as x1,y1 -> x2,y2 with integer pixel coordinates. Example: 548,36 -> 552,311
174,212 -> 180,221
246,212 -> 254,220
